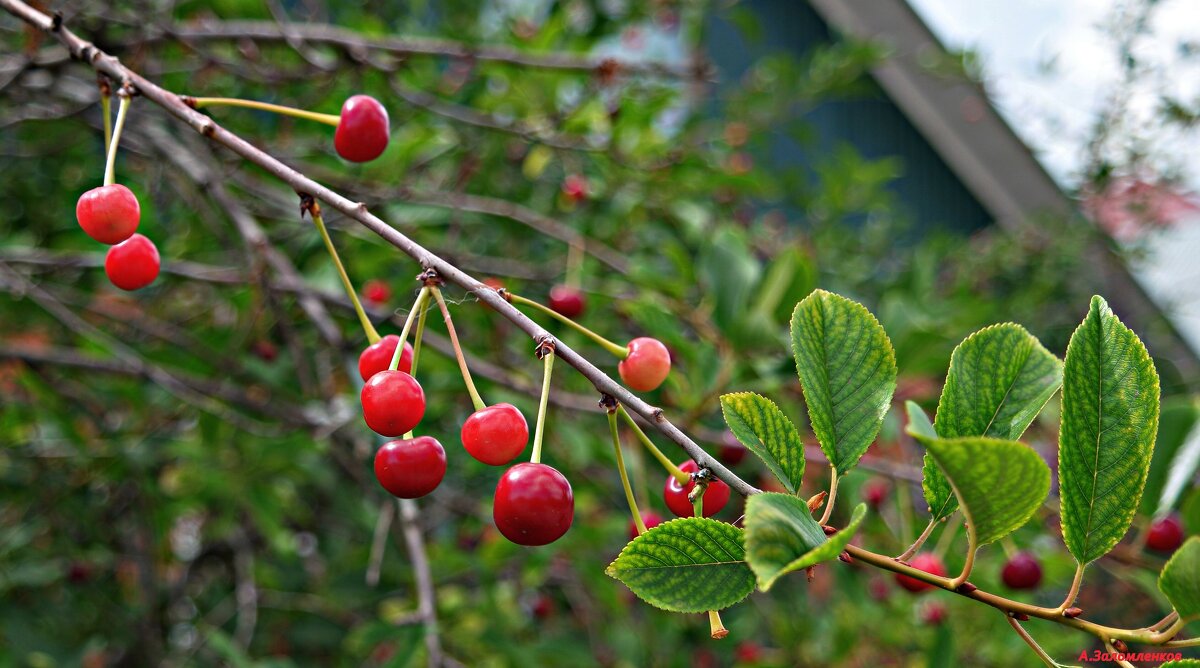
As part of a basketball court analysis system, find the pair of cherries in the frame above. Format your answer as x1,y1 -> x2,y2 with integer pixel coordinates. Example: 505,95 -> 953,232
359,335 -> 574,546
75,184 -> 160,290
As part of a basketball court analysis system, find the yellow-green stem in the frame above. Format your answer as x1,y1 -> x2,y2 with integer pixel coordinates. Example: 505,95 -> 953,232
400,298 -> 430,441
608,411 -> 646,535
1054,563 -> 1085,615
189,96 -> 341,126
311,210 -> 379,343
1006,615 -> 1058,667
818,469 -> 838,524
932,512 -> 962,560
508,293 -> 627,358
431,288 -> 485,411
565,241 -> 584,289
617,405 -> 688,483
708,610 -> 728,639
103,94 -> 130,186
100,93 -> 112,154
897,518 -> 938,561
529,350 -> 554,464
388,288 -> 430,371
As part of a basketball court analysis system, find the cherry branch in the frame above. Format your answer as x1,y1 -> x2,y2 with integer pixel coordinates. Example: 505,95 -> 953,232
0,0 -> 757,498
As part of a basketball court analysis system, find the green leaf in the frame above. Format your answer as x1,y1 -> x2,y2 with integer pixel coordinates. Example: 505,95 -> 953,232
1059,296 -> 1161,565
1156,403 -> 1200,518
720,392 -> 805,493
907,401 -> 956,520
935,323 -> 1063,440
744,493 -> 868,591
1159,537 -> 1200,623
919,436 -> 1050,546
605,518 -> 754,612
790,289 -> 897,473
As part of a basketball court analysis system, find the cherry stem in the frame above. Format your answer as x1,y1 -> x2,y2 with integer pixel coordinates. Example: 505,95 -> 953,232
693,494 -> 703,518
708,610 -> 728,640
431,287 -> 486,412
311,209 -> 380,344
103,93 -> 130,186
818,468 -> 838,524
565,240 -> 583,289
1000,536 -> 1019,560
897,518 -> 938,561
508,293 -> 627,358
608,411 -> 647,536
1103,639 -> 1136,668
1054,564 -> 1085,615
529,349 -> 555,465
401,298 -> 431,441
617,405 -> 688,483
188,96 -> 341,127
1006,615 -> 1058,667
388,287 -> 430,371
932,511 -> 961,560
100,92 -> 112,155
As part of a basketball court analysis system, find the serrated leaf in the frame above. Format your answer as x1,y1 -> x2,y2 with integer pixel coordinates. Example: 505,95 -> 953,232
1060,296 -> 1161,565
744,494 -> 868,591
720,392 -> 805,493
1159,537 -> 1200,623
791,290 -> 897,473
605,518 -> 754,613
935,323 -> 1063,441
918,436 -> 1050,546
906,401 -> 957,520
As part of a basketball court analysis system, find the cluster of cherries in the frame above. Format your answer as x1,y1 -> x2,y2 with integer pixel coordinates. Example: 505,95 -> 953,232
76,184 -> 160,290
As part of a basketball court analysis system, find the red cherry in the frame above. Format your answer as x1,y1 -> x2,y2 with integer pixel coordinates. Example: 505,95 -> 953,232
921,602 -> 948,626
618,337 -> 671,392
628,511 -> 664,540
862,478 -> 889,510
373,436 -> 446,498
894,553 -> 947,594
251,340 -> 278,362
334,95 -> 389,162
561,174 -> 589,203
1146,513 -> 1185,553
1001,551 -> 1043,590
664,460 -> 730,518
362,279 -> 391,306
104,234 -> 160,291
734,641 -> 763,664
360,370 -> 425,437
461,403 -> 529,465
76,184 -> 140,244
719,430 -> 747,466
358,335 -> 414,381
493,462 -> 574,546
548,285 -> 586,318
530,593 -> 555,620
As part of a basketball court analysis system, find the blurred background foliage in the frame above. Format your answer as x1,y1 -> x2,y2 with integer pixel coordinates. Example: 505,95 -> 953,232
0,1 -> 1196,666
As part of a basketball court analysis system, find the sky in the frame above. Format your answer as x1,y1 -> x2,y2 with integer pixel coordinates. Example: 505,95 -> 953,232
907,0 -> 1200,191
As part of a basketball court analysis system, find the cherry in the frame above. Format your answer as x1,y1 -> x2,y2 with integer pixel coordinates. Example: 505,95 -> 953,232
921,602 -> 948,626
618,337 -> 671,392
529,593 -> 555,620
548,285 -> 586,318
76,184 -> 139,244
894,553 -> 947,594
1146,513 -> 1185,553
362,279 -> 391,306
493,462 -> 574,546
719,430 -> 747,466
664,460 -> 730,518
360,370 -> 425,437
1000,551 -> 1043,590
373,436 -> 446,498
862,477 -> 889,510
104,233 -> 160,291
334,95 -> 389,162
561,174 -> 589,203
250,340 -> 278,362
628,510 -> 664,540
358,335 -> 414,381
461,403 -> 529,465
734,641 -> 763,664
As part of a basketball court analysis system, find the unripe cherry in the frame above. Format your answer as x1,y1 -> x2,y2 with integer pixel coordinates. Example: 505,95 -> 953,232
628,510 -> 665,540
548,285 -> 586,318
360,370 -> 425,437
894,553 -> 946,594
618,337 -> 671,392
664,460 -> 730,518
461,403 -> 529,465
104,233 -> 160,291
358,335 -> 414,381
373,436 -> 446,498
493,462 -> 574,546
1000,551 -> 1043,590
76,184 -> 140,244
1146,513 -> 1185,553
334,95 -> 389,162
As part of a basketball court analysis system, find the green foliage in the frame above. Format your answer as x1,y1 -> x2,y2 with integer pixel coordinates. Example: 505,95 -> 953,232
720,392 -> 805,493
790,289 -> 897,474
1158,537 -> 1200,623
1059,296 -> 1161,565
744,494 -> 866,591
917,436 -> 1050,547
605,518 -> 755,613
1141,396 -> 1200,515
